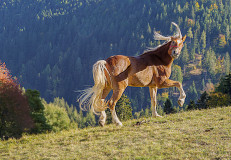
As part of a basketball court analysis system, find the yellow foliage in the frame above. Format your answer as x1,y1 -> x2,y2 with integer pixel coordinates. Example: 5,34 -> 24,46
207,93 -> 230,108
210,3 -> 218,11
161,92 -> 168,98
195,2 -> 200,11
218,34 -> 227,48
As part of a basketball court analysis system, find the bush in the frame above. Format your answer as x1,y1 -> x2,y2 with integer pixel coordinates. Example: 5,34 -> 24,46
207,92 -> 231,108
44,102 -> 71,132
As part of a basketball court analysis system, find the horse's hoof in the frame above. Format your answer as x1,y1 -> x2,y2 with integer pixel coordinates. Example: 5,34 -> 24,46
178,99 -> 184,107
116,121 -> 123,127
99,121 -> 105,127
154,114 -> 162,118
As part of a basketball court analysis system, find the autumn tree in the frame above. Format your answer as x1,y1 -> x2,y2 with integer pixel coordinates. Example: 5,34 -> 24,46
218,34 -> 227,48
0,62 -> 34,139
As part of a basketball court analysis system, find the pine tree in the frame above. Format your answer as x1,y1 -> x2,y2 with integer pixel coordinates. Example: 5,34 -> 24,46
224,52 -> 230,75
201,30 -> 206,51
187,27 -> 193,43
189,81 -> 198,101
147,23 -> 152,34
226,25 -> 230,42
197,91 -> 209,109
181,43 -> 189,65
26,89 -> 51,133
186,100 -> 197,110
163,98 -> 173,114
115,94 -> 133,121
202,78 -> 206,91
85,111 -> 96,127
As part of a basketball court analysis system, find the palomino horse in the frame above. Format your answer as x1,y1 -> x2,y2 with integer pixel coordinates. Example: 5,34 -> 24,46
78,22 -> 186,126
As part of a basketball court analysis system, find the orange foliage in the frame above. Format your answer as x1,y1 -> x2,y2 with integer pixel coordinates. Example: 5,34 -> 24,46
187,18 -> 195,26
203,82 -> 215,93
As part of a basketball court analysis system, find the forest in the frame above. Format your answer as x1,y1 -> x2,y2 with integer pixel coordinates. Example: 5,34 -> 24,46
1,0 -> 231,137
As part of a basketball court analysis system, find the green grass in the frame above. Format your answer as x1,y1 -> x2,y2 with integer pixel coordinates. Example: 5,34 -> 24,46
0,107 -> 230,159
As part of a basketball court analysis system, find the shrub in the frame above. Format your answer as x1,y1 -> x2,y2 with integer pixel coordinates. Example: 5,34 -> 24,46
207,92 -> 231,108
43,102 -> 71,132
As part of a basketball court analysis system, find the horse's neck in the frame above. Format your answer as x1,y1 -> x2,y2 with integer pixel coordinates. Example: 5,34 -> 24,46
146,42 -> 173,66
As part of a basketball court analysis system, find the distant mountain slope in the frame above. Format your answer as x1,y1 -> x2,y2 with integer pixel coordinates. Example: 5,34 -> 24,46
1,0 -> 231,109
1,107 -> 230,159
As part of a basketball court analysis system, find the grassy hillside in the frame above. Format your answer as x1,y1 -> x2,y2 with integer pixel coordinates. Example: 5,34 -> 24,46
0,107 -> 230,159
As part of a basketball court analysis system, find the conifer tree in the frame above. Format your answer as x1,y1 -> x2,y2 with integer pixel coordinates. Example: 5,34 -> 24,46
197,91 -> 209,109
26,89 -> 51,133
224,52 -> 230,75
181,43 -> 189,65
85,111 -> 96,127
115,94 -> 133,121
186,100 -> 197,110
201,30 -> 206,52
163,98 -> 173,114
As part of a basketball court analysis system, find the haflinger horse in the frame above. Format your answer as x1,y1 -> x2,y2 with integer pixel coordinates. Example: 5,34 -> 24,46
78,22 -> 186,126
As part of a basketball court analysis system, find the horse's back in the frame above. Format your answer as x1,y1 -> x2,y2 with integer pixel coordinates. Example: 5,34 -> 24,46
105,55 -> 131,76
105,55 -> 155,87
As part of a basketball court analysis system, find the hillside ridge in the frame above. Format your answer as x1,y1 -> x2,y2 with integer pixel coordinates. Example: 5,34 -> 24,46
1,107 -> 230,159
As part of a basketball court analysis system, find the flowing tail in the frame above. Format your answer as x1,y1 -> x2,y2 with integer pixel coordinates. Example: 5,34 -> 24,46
78,60 -> 109,114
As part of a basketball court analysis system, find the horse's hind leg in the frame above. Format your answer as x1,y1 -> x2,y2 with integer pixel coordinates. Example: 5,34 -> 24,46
99,86 -> 111,127
108,88 -> 125,126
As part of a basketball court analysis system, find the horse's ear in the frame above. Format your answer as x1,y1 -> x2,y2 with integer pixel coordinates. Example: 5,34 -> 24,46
182,35 -> 186,42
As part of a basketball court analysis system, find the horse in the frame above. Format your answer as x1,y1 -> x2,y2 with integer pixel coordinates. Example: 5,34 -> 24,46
78,22 -> 186,126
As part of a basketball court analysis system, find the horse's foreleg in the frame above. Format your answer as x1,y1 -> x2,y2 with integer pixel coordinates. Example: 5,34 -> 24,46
149,87 -> 161,117
99,87 -> 111,127
160,79 -> 186,107
108,88 -> 125,126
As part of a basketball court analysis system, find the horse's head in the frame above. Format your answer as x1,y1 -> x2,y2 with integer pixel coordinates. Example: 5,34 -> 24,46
154,22 -> 186,59
169,35 -> 186,59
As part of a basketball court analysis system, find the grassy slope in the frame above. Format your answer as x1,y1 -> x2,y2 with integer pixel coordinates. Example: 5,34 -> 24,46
0,107 -> 230,160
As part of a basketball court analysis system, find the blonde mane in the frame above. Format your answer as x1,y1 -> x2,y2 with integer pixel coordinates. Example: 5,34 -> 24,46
142,22 -> 182,55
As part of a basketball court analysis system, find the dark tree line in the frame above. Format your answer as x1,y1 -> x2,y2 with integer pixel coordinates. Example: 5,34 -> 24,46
1,0 -> 231,113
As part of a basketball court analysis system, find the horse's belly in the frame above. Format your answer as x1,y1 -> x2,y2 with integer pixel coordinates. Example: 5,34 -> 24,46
128,70 -> 153,87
